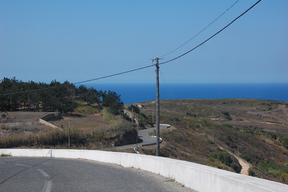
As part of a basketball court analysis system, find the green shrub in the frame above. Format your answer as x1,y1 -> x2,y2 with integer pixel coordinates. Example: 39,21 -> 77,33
240,154 -> 261,164
222,111 -> 232,120
128,105 -> 140,113
210,152 -> 232,165
160,148 -> 169,157
222,111 -> 230,116
249,168 -> 256,176
222,123 -> 233,128
266,132 -> 277,140
258,160 -> 288,179
210,152 -> 241,173
279,136 -> 288,149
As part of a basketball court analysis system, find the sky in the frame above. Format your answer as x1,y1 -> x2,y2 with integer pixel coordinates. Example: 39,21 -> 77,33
0,0 -> 287,84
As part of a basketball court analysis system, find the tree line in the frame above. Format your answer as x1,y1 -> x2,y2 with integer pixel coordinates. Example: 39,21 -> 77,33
0,77 -> 123,114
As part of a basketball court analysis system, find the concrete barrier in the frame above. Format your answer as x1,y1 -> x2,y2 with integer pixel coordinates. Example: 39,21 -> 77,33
39,118 -> 59,129
0,149 -> 287,192
39,113 -> 60,129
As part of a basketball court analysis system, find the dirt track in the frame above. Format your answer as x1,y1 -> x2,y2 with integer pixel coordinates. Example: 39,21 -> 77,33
218,146 -> 252,175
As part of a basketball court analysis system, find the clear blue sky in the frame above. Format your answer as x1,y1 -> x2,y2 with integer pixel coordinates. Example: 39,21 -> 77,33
0,0 -> 287,84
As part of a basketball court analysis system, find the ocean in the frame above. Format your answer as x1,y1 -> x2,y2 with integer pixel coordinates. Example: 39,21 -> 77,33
86,83 -> 288,104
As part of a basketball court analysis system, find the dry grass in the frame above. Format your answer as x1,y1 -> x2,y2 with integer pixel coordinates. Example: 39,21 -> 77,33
0,127 -> 84,148
137,99 -> 288,183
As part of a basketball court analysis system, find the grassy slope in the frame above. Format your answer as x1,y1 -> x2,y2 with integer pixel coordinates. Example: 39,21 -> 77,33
0,106 -> 137,149
135,99 -> 288,184
2,99 -> 288,183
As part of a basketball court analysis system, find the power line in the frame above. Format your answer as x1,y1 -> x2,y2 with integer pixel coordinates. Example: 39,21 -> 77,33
72,64 -> 154,85
160,0 -> 262,65
0,64 -> 155,96
160,0 -> 240,58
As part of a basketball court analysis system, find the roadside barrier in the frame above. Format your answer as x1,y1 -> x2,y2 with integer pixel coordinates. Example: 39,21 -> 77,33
0,149 -> 287,192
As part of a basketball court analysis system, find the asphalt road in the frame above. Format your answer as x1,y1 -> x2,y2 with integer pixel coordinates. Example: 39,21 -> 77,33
115,124 -> 170,149
0,157 -> 195,192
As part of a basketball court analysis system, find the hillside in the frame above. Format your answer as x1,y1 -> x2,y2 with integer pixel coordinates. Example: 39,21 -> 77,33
131,99 -> 288,184
1,98 -> 288,184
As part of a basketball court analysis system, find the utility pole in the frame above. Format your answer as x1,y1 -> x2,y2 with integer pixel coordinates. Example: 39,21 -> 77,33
68,120 -> 71,149
136,114 -> 139,148
155,57 -> 160,156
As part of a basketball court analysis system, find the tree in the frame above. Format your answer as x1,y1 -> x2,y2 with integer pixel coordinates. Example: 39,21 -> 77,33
76,85 -> 102,108
0,77 -> 20,111
101,90 -> 123,115
0,77 -> 122,115
128,105 -> 140,113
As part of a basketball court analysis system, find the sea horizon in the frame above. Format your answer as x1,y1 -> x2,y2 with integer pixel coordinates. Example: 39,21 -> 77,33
84,83 -> 288,104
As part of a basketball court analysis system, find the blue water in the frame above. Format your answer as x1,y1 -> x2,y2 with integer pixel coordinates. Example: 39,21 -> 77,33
86,83 -> 288,104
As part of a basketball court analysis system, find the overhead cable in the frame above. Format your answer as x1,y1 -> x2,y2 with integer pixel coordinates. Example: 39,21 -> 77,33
160,0 -> 262,65
0,64 -> 155,96
161,0 -> 240,58
72,64 -> 154,85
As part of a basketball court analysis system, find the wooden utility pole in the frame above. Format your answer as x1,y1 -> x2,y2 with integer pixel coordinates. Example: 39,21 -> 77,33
136,114 -> 139,148
155,57 -> 160,156
68,120 -> 71,148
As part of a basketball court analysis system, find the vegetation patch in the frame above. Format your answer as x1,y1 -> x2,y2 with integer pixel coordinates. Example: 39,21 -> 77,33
0,153 -> 11,157
0,127 -> 84,148
222,123 -> 233,128
209,152 -> 241,173
258,160 -> 288,181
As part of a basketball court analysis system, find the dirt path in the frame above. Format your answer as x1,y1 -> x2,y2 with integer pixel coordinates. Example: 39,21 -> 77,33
238,157 -> 252,175
218,146 -> 252,175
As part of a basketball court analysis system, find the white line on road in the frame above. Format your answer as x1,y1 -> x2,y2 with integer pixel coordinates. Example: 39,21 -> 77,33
38,169 -> 53,192
15,164 -> 31,167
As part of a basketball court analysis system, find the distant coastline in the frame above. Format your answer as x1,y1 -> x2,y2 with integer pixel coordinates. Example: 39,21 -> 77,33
85,83 -> 288,104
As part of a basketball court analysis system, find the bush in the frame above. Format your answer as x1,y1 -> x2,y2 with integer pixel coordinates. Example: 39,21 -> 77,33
258,160 -> 288,179
160,148 -> 169,157
210,152 -> 241,173
210,152 -> 232,165
279,136 -> 288,149
222,111 -> 230,116
240,154 -> 262,164
222,123 -> 233,128
266,132 -> 277,140
222,111 -> 232,120
249,168 -> 256,176
128,105 -> 140,114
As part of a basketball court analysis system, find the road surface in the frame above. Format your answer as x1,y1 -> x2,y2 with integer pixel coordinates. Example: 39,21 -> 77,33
0,157 -> 195,192
115,124 -> 170,149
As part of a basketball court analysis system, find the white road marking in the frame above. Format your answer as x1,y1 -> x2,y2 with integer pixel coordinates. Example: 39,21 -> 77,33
37,169 -> 53,192
42,180 -> 53,192
38,169 -> 50,178
15,164 -> 31,167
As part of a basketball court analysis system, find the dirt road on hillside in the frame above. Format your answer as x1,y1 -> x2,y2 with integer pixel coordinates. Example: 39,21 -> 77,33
218,146 -> 252,175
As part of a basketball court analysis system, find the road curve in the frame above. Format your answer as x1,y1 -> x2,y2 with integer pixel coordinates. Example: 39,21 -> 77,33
115,124 -> 171,149
0,157 -> 194,192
